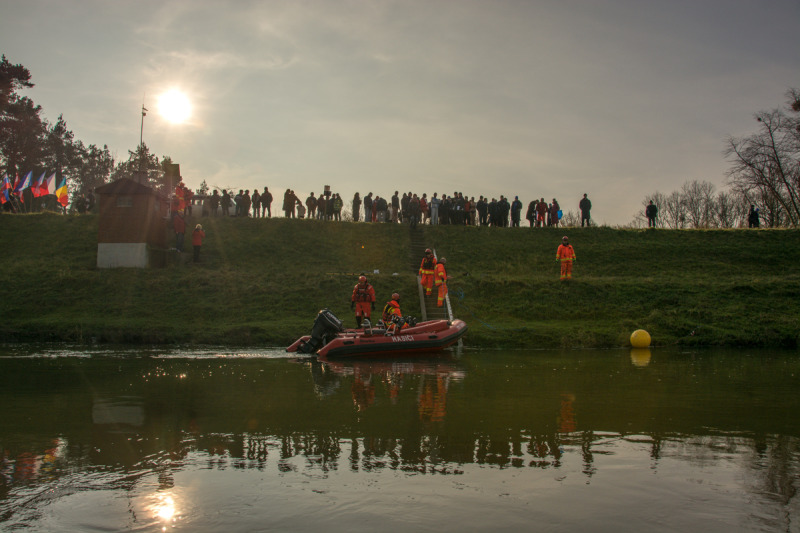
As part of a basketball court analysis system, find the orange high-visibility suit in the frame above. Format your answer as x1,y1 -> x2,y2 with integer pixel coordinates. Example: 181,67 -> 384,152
418,254 -> 437,296
434,262 -> 448,307
351,282 -> 376,326
381,298 -> 406,332
556,243 -> 576,280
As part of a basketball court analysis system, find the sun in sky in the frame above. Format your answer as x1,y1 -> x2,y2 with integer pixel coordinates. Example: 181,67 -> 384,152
157,89 -> 192,124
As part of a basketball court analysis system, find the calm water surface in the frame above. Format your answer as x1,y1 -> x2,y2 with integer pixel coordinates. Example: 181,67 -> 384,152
1,345 -> 798,532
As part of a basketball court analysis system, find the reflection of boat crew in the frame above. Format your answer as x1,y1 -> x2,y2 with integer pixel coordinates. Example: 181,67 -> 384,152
418,374 -> 448,423
434,257 -> 448,307
351,275 -> 376,328
418,248 -> 437,296
351,370 -> 375,412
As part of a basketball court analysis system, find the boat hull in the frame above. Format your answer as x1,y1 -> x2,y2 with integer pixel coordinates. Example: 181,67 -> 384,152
287,319 -> 467,359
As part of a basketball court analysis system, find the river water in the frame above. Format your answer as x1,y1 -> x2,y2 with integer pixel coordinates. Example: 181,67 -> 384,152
1,345 -> 798,532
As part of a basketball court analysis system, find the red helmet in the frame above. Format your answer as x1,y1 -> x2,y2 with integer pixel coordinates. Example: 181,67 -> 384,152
392,293 -> 400,301
359,275 -> 367,283
424,248 -> 432,255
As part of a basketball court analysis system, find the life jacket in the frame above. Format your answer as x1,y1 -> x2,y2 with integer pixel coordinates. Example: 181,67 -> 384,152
421,256 -> 436,270
382,300 -> 401,322
353,283 -> 373,302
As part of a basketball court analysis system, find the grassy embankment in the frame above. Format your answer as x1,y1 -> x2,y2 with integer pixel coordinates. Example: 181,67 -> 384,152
1,212 -> 799,348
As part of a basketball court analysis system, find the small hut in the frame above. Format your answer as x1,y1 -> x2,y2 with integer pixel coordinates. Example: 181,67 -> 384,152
95,178 -> 168,268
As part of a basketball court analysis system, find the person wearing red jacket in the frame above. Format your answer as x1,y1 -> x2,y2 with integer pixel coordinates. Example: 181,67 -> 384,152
555,236 -> 576,280
381,293 -> 407,333
351,275 -> 376,328
434,257 -> 449,307
192,224 -> 206,263
418,248 -> 437,296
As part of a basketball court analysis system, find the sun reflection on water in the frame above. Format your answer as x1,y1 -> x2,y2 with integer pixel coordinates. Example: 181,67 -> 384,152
150,492 -> 179,528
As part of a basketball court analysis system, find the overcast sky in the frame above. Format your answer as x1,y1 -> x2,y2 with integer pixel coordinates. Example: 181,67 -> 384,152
2,0 -> 798,224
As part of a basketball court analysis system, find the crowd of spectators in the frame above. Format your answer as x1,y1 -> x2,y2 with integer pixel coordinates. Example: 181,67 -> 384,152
196,187 -> 592,228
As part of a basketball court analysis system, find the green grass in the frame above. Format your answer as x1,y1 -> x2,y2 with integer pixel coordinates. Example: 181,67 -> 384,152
1,212 -> 799,348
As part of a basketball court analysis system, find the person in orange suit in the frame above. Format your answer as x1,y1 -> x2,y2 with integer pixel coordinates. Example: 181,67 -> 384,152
555,236 -> 576,280
418,248 -> 437,296
381,292 -> 407,333
382,293 -> 402,322
351,275 -> 376,328
434,257 -> 449,307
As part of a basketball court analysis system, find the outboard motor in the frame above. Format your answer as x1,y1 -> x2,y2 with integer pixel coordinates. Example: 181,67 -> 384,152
298,309 -> 344,354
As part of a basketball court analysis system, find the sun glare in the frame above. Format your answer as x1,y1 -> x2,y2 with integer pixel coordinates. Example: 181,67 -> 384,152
158,89 -> 192,124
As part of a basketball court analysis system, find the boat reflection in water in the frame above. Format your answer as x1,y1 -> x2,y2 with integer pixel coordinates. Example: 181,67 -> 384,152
1,347 -> 799,532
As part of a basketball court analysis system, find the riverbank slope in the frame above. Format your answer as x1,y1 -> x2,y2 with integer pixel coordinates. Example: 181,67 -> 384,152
2,213 -> 798,348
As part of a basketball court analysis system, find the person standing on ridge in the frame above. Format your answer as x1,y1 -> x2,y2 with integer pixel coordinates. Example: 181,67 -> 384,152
261,187 -> 273,217
646,200 -> 658,228
434,257 -> 449,307
418,248 -> 438,296
550,198 -> 561,228
555,236 -> 576,281
351,275 -> 376,328
580,194 -> 592,227
352,192 -> 361,222
511,196 -> 522,227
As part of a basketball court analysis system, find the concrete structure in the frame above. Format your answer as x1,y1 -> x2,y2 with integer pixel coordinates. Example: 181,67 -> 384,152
95,178 -> 168,268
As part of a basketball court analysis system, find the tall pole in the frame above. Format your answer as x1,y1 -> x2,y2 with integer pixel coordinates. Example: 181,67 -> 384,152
140,104 -> 147,149
139,103 -> 147,177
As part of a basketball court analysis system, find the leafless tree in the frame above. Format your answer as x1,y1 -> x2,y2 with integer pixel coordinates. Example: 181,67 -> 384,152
560,210 -> 580,228
713,190 -> 743,228
725,88 -> 800,227
660,190 -> 684,229
681,180 -> 716,228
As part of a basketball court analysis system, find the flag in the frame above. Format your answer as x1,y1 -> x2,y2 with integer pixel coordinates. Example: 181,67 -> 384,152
14,171 -> 32,200
0,174 -> 11,205
44,173 -> 56,196
56,177 -> 68,207
32,172 -> 47,197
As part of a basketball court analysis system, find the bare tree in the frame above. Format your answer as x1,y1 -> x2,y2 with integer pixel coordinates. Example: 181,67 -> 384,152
681,180 -> 715,228
660,190 -> 684,229
713,190 -> 743,228
725,88 -> 800,227
560,210 -> 579,228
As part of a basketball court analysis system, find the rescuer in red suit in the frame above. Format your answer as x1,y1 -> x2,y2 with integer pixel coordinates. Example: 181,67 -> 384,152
351,275 -> 376,328
418,248 -> 437,296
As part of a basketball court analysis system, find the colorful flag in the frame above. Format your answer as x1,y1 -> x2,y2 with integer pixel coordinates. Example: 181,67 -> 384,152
14,171 -> 32,197
32,172 -> 47,197
0,174 -> 11,205
56,177 -> 69,207
44,173 -> 56,196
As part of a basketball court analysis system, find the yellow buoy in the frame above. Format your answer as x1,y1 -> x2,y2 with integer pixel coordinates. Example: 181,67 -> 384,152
630,329 -> 651,348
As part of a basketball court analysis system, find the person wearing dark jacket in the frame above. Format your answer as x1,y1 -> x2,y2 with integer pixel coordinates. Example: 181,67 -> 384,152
645,201 -> 658,228
352,192 -> 362,222
579,194 -> 592,227
363,193 -> 373,223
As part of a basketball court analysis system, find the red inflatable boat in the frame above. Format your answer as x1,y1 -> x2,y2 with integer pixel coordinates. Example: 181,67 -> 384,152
286,309 -> 467,359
